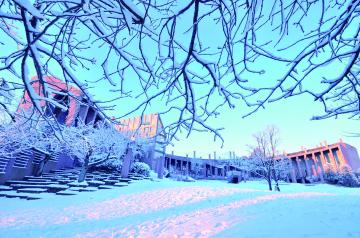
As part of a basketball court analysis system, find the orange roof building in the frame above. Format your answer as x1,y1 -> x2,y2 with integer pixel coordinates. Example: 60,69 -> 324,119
17,76 -> 105,126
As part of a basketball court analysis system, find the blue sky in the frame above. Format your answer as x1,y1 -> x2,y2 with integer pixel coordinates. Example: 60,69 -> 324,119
167,93 -> 359,158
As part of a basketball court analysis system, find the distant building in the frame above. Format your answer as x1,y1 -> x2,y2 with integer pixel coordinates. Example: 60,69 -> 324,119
1,76 -> 167,183
17,76 -> 106,126
164,153 -> 242,180
285,141 -> 360,183
115,113 -> 167,171
165,141 -> 360,183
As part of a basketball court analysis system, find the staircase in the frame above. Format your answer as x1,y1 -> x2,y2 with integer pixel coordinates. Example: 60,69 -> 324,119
13,150 -> 32,168
31,149 -> 45,164
0,156 -> 12,173
0,168 -> 150,200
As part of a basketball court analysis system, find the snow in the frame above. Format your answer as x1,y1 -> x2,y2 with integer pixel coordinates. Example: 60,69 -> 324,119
0,179 -> 359,238
13,0 -> 44,19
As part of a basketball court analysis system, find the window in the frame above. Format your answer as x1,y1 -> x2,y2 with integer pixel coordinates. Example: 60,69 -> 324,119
45,93 -> 69,125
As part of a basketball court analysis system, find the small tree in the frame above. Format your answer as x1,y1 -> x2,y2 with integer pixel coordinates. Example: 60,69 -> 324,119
31,122 -> 64,176
338,165 -> 360,187
248,125 -> 287,191
0,117 -> 63,176
323,163 -> 339,185
62,122 -> 128,182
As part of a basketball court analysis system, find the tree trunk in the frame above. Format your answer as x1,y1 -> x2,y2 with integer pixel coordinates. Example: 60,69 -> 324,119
36,154 -> 51,177
78,147 -> 93,183
78,156 -> 89,182
267,178 -> 272,191
267,170 -> 272,191
121,147 -> 133,178
272,169 -> 281,192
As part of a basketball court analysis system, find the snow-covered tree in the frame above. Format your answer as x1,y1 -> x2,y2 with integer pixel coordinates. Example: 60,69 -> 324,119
0,116 -> 58,154
323,163 -> 339,184
62,122 -> 129,182
0,78 -> 17,122
338,165 -> 360,187
1,0 -> 358,142
247,125 -> 289,191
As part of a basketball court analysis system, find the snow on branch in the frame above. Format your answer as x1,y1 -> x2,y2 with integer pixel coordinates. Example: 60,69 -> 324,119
0,0 -> 359,143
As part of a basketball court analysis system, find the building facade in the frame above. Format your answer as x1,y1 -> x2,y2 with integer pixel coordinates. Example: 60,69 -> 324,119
164,153 -> 242,180
115,113 -> 167,172
1,76 -> 167,183
285,141 -> 360,183
17,76 -> 106,126
165,141 -> 360,183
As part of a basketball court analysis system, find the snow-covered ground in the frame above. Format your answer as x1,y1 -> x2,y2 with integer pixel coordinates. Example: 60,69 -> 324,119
0,179 -> 359,238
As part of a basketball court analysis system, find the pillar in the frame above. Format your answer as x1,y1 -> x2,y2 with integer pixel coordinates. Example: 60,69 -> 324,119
329,149 -> 339,169
313,153 -> 324,182
304,157 -> 312,177
121,148 -> 133,178
157,153 -> 165,179
296,158 -> 305,183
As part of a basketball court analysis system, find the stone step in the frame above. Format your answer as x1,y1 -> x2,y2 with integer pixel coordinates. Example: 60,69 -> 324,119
88,181 -> 105,187
0,185 -> 12,191
80,187 -> 98,192
104,180 -> 118,185
6,180 -> 57,186
113,182 -> 128,187
129,177 -> 142,180
24,176 -> 53,180
68,181 -> 88,187
98,185 -> 113,189
10,184 -> 51,190
68,187 -> 82,192
118,178 -> 132,183
46,184 -> 69,193
56,190 -> 78,196
58,180 -> 72,185
26,178 -> 52,182
17,188 -> 47,194
0,191 -> 30,199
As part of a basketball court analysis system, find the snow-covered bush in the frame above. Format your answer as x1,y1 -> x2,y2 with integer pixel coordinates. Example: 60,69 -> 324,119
306,175 -> 319,184
323,163 -> 339,185
354,169 -> 360,180
92,157 -> 123,173
171,174 -> 196,182
131,162 -> 151,177
323,170 -> 339,184
0,117 -> 64,176
337,165 -> 360,187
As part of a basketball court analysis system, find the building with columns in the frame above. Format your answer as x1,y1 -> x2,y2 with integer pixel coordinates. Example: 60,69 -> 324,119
164,141 -> 360,183
285,141 -> 360,183
164,152 -> 242,180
